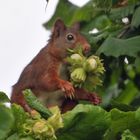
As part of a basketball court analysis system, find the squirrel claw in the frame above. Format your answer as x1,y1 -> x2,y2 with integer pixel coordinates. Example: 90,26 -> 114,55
69,92 -> 75,99
59,80 -> 75,99
66,91 -> 75,100
69,94 -> 73,100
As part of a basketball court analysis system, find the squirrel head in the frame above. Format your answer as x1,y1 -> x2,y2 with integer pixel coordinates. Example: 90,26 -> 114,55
50,18 -> 90,57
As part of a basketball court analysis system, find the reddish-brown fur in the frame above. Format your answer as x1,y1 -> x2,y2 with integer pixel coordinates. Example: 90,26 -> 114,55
11,19 -> 101,113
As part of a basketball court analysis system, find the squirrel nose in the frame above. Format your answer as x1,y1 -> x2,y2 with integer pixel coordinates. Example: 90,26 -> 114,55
84,44 -> 91,54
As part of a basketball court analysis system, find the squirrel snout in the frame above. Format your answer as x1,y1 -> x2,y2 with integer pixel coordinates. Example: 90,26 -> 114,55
83,44 -> 91,54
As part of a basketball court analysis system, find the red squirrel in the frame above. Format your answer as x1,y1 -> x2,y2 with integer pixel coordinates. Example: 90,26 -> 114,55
11,19 -> 101,113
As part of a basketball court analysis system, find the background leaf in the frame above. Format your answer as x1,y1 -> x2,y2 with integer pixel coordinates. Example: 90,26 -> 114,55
121,129 -> 138,140
97,36 -> 140,57
104,108 -> 140,139
43,0 -> 78,29
131,7 -> 140,28
7,133 -> 34,140
57,104 -> 110,140
110,4 -> 135,20
0,91 -> 10,103
115,80 -> 139,105
0,105 -> 14,140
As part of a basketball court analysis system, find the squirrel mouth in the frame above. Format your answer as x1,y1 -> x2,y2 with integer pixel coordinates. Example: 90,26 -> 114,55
83,45 -> 90,54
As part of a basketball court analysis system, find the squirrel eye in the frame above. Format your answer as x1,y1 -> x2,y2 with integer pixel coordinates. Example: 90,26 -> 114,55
66,33 -> 74,41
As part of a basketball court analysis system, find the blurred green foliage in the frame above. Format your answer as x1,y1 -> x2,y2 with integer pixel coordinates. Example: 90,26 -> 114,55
2,96 -> 140,140
44,0 -> 140,108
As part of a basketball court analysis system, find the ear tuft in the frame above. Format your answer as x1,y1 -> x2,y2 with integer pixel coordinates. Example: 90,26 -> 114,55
52,18 -> 66,38
72,22 -> 80,31
54,18 -> 65,29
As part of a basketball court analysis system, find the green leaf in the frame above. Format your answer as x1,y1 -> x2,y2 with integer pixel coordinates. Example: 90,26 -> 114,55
43,0 -> 98,29
57,104 -> 110,140
110,4 -> 135,20
7,133 -> 34,140
69,1 -> 95,25
104,108 -> 140,139
0,91 -> 10,103
0,105 -> 15,140
134,57 -> 140,72
93,0 -> 112,12
115,80 -> 139,105
111,100 -> 136,112
82,15 -> 112,32
131,7 -> 140,28
43,0 -> 78,29
11,104 -> 28,133
93,15 -> 112,30
121,129 -> 138,140
97,36 -> 140,57
110,0 -> 139,21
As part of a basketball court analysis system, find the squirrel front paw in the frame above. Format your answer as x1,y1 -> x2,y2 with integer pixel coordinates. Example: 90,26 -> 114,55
87,93 -> 101,105
59,80 -> 75,99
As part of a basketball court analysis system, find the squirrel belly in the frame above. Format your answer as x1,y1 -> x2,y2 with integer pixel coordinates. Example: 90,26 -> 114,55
31,63 -> 69,109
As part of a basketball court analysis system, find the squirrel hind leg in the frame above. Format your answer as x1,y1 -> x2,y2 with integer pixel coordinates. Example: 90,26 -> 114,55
86,93 -> 102,105
60,99 -> 78,113
11,91 -> 32,113
74,88 -> 102,105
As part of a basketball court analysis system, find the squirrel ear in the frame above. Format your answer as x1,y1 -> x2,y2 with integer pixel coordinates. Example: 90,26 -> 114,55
52,18 -> 66,37
72,22 -> 80,31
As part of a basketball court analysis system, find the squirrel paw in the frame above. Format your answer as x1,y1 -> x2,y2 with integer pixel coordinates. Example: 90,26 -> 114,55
87,93 -> 101,105
59,80 -> 75,99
